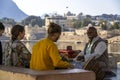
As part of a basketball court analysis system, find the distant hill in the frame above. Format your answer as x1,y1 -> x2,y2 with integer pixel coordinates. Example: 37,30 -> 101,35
0,0 -> 28,21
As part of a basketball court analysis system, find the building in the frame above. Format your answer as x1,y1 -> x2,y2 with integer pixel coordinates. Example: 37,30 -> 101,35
45,15 -> 67,31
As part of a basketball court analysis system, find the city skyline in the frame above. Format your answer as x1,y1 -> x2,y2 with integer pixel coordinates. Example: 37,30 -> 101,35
12,0 -> 120,16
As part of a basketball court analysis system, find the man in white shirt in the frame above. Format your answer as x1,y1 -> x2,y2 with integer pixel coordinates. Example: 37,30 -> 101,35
84,27 -> 107,62
74,26 -> 117,78
75,26 -> 108,69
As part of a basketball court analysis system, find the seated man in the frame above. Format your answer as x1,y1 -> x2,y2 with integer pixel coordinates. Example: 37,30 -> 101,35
74,26 -> 116,78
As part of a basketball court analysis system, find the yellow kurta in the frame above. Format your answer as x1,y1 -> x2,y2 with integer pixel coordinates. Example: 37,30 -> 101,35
30,38 -> 70,70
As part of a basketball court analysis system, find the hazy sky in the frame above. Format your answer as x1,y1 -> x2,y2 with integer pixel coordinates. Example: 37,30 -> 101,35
12,0 -> 120,16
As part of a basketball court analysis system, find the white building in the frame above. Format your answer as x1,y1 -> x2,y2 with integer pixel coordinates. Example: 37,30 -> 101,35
45,15 -> 67,31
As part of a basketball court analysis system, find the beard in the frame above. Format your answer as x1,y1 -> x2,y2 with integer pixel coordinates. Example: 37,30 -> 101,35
88,36 -> 94,41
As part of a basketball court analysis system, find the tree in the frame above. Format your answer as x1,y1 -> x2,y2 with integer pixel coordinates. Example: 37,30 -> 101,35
98,20 -> 108,30
21,16 -> 44,27
86,15 -> 91,19
0,17 -> 16,25
110,22 -> 120,30
81,18 -> 92,27
73,20 -> 82,29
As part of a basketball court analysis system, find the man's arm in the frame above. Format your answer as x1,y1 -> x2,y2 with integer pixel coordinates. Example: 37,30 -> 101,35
49,44 -> 72,68
73,51 -> 84,61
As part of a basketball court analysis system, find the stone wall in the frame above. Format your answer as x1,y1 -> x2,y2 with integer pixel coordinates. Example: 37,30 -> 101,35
0,65 -> 95,80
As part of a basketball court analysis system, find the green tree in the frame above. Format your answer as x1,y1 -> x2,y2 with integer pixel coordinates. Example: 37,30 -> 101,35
81,18 -> 92,27
73,20 -> 82,29
0,17 -> 16,25
21,16 -> 44,27
98,20 -> 108,30
110,22 -> 120,30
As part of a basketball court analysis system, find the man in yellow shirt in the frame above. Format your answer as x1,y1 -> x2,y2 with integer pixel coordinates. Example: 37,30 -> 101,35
30,22 -> 73,70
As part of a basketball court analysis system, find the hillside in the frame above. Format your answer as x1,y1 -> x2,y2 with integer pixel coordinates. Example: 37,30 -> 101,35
0,0 -> 28,21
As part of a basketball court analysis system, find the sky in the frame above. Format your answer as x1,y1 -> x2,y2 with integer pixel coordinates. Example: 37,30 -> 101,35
12,0 -> 120,16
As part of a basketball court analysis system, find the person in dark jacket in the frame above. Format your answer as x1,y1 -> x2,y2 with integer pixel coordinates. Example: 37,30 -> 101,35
75,26 -> 116,78
0,22 -> 5,65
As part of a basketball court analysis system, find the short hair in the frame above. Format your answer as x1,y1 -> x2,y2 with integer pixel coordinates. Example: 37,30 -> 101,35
87,26 -> 97,32
11,24 -> 24,41
0,22 -> 5,30
47,22 -> 61,35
